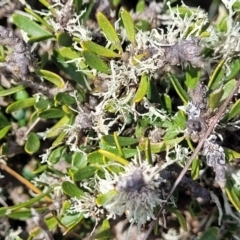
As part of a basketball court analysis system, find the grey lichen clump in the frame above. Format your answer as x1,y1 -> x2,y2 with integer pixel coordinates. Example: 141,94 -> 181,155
0,26 -> 36,80
98,158 -> 175,230
164,38 -> 204,68
183,82 -> 227,187
202,135 -> 227,187
184,82 -> 209,143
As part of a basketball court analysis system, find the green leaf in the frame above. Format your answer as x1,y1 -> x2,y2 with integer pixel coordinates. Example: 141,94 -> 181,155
6,208 -> 44,220
12,13 -> 51,37
0,189 -> 52,217
6,97 -> 36,113
189,200 -> 202,217
141,136 -> 185,153
0,85 -> 25,97
73,166 -> 96,181
48,146 -> 66,164
81,41 -> 119,58
82,51 -> 110,74
28,34 -> 54,43
52,49 -> 91,89
133,74 -> 149,102
14,89 -> 29,100
225,58 -> 240,81
168,73 -> 189,104
208,59 -> 225,90
209,88 -> 224,110
226,179 -> 240,211
96,189 -> 117,205
162,93 -> 172,113
222,99 -> 240,122
113,132 -> 125,158
120,8 -> 136,44
52,131 -> 68,146
61,213 -> 84,228
90,219 -> 113,240
78,0 -> 94,22
163,111 -> 186,140
98,149 -> 129,165
185,67 -> 201,89
96,12 -> 122,51
33,164 -> 48,174
136,0 -> 145,12
219,79 -> 236,104
145,138 -> 152,164
62,181 -> 85,198
45,216 -> 58,230
57,32 -> 73,47
88,151 -> 104,164
166,206 -> 188,232
101,135 -> 138,147
191,158 -> 200,180
37,69 -> 65,88
34,99 -> 54,111
38,108 -> 65,119
0,125 -> 11,140
224,147 -> 240,162
54,93 -> 75,106
146,76 -> 162,103
40,52 -> 48,68
11,109 -> 25,120
135,20 -> 150,31
0,112 -> 10,127
24,132 -> 40,154
199,227 -> 219,240
24,7 -> 54,31
72,152 -> 87,169
45,115 -> 71,138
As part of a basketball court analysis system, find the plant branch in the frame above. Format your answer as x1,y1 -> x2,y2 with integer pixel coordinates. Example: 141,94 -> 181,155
143,78 -> 240,240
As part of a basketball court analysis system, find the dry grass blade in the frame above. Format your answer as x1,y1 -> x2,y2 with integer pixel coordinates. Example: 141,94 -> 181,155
143,78 -> 240,240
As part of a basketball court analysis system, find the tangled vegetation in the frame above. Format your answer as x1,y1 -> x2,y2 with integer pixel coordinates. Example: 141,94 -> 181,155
0,0 -> 240,239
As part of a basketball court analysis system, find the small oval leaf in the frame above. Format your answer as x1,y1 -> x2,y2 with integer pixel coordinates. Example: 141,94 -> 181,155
96,12 -> 122,51
81,41 -> 119,58
0,85 -> 25,97
6,98 -> 36,113
45,115 -> 70,138
133,74 -> 149,102
0,125 -> 11,140
209,88 -> 224,110
37,69 -> 65,88
73,166 -> 96,181
224,147 -> 240,161
222,99 -> 240,121
57,32 -> 73,47
12,13 -> 51,37
48,146 -> 66,164
38,108 -> 65,119
219,79 -> 236,104
208,59 -> 225,90
62,181 -> 85,198
96,189 -> 117,206
82,51 -> 110,74
98,149 -> 129,165
24,132 -> 40,154
120,8 -> 136,44
168,73 -> 189,104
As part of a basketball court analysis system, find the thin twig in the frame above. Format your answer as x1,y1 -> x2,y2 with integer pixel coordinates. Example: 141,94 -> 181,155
143,78 -> 240,240
0,163 -> 52,203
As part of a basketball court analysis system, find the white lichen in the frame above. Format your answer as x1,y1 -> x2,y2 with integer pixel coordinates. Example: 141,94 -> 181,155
98,157 -> 175,230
